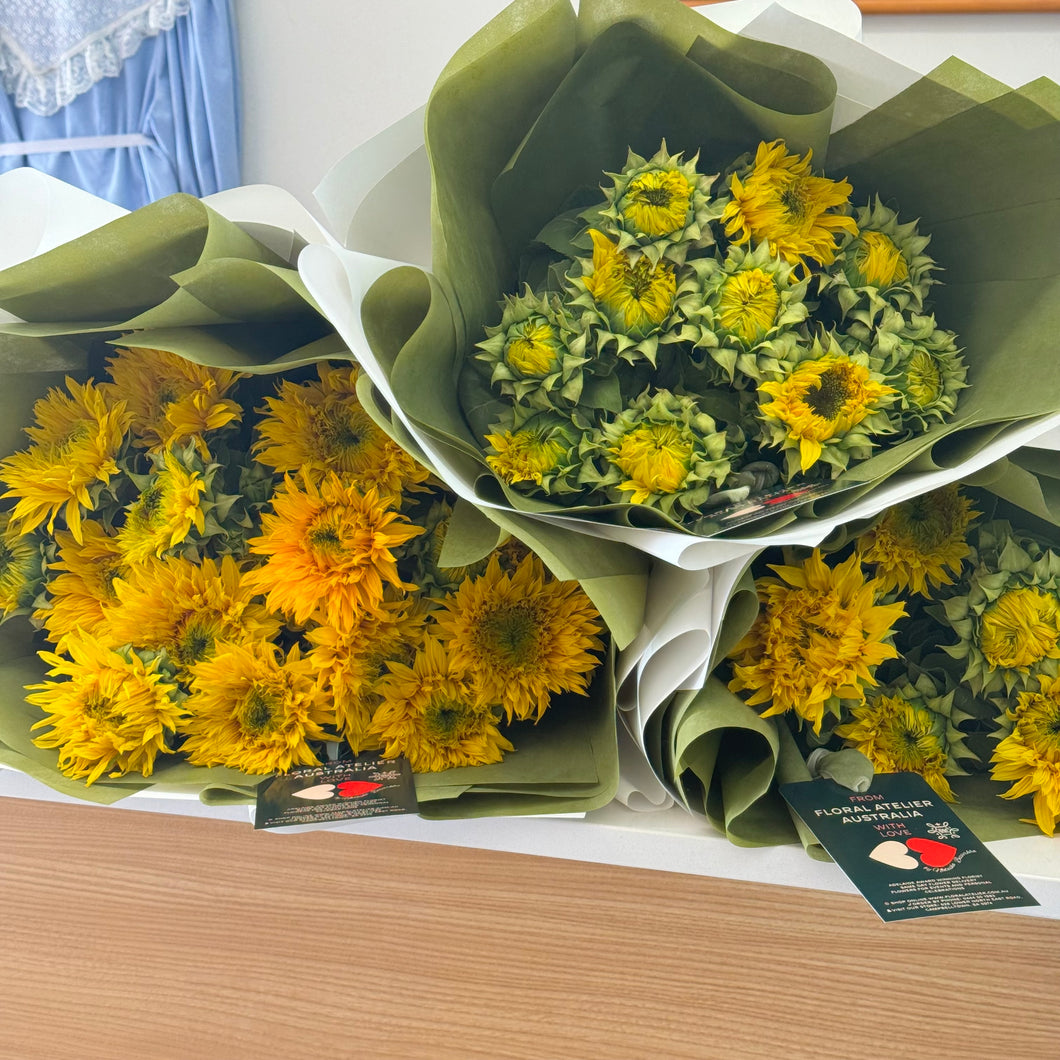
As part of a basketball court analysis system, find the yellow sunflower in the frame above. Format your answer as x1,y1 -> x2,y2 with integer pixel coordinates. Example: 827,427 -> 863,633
979,588 -> 1060,673
857,485 -> 978,597
609,422 -> 694,502
722,140 -> 857,271
758,352 -> 896,474
371,636 -> 513,773
253,364 -> 430,502
34,520 -> 127,652
835,694 -> 955,801
107,554 -> 282,673
246,473 -> 423,630
433,553 -> 604,722
991,673 -> 1060,836
0,377 -> 130,543
728,550 -> 906,733
305,600 -> 429,753
582,229 -> 677,336
181,640 -> 336,775
116,448 -> 207,564
103,346 -> 242,456
28,630 -> 186,785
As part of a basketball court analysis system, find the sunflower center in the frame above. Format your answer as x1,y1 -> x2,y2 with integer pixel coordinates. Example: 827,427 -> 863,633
640,187 -> 672,207
892,491 -> 960,551
240,686 -> 280,734
780,178 -> 811,222
54,422 -> 91,453
138,484 -> 164,522
308,519 -> 344,553
804,366 -> 856,420
477,603 -> 541,668
82,689 -> 127,730
174,617 -> 216,666
876,708 -> 944,771
1013,693 -> 1060,758
83,692 -> 113,720
319,413 -> 364,453
629,261 -> 659,301
980,587 -> 1060,671
424,694 -> 475,743
717,268 -> 781,345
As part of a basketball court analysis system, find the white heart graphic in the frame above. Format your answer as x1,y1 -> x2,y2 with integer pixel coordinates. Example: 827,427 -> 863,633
291,783 -> 335,801
869,840 -> 918,871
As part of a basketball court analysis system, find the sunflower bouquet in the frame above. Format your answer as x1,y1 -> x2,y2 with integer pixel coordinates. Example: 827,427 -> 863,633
307,0 -> 1060,572
0,355 -> 606,788
0,173 -> 627,817
660,458 -> 1060,849
467,138 -> 964,530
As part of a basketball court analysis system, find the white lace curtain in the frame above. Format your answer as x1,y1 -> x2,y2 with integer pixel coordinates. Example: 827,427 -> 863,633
0,0 -> 191,117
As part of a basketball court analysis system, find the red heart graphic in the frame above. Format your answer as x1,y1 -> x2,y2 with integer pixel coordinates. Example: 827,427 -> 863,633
906,836 -> 957,868
336,780 -> 383,799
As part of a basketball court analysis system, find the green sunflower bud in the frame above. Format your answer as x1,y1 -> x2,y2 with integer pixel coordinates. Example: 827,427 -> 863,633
689,241 -> 811,385
820,198 -> 938,323
835,671 -> 978,802
868,312 -> 967,433
565,229 -> 709,367
936,520 -> 1060,698
584,141 -> 724,266
476,288 -> 590,411
578,389 -> 743,516
483,411 -> 583,498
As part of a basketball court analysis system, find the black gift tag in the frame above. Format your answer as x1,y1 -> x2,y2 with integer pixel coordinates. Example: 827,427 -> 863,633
781,772 -> 1039,922
254,755 -> 418,829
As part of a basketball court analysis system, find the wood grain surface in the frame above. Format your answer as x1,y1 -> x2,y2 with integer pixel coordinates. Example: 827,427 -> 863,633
2,796 -> 1059,1060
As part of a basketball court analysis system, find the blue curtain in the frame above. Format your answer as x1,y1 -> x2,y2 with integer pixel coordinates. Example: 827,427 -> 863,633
0,0 -> 240,210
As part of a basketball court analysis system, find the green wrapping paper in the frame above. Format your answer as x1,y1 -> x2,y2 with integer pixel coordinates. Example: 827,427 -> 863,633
355,0 -> 1060,545
665,448 -> 1060,850
356,267 -> 649,649
0,179 -> 624,817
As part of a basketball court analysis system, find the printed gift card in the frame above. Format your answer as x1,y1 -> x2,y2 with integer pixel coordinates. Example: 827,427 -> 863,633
254,755 -> 418,829
780,772 -> 1039,921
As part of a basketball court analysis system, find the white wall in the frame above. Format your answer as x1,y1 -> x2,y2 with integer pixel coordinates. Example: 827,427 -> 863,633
862,12 -> 1060,84
234,0 -> 512,210
233,1 -> 1060,212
